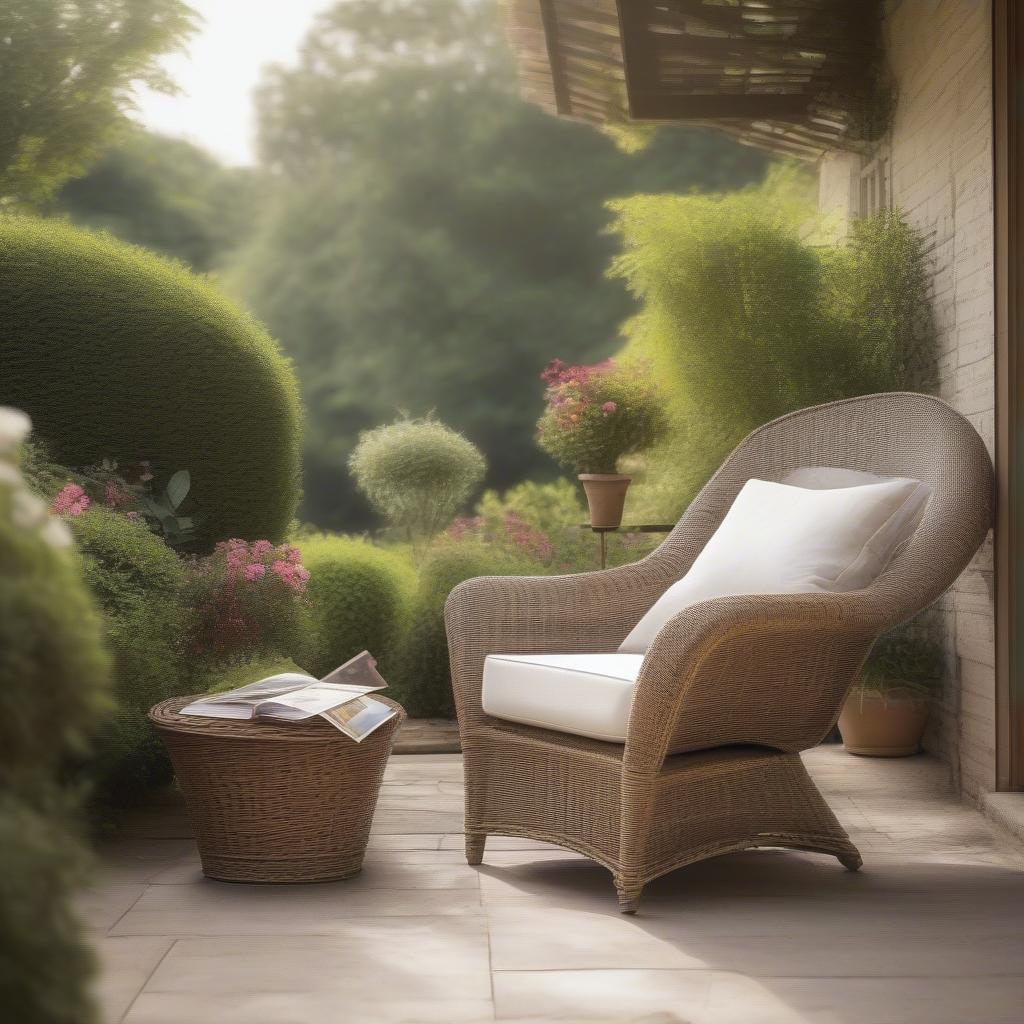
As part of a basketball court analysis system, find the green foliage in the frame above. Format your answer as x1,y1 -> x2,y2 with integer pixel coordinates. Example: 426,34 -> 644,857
609,175 -> 938,518
231,0 -> 769,530
0,794 -> 98,1024
395,539 -> 541,717
858,629 -> 945,699
0,0 -> 197,208
200,655 -> 307,695
474,478 -> 657,572
823,210 -> 937,393
536,360 -> 667,474
71,506 -> 189,802
0,416 -> 109,1023
54,130 -> 263,271
350,419 -> 486,544
0,477 -> 110,788
297,534 -> 415,680
0,216 -> 303,548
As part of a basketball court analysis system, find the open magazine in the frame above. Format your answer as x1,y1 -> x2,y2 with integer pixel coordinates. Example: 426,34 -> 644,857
180,650 -> 397,743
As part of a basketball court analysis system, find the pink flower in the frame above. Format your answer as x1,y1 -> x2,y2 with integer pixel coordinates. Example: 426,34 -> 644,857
244,563 -> 266,582
250,539 -> 274,558
284,545 -> 303,564
602,401 -> 617,416
52,483 -> 91,517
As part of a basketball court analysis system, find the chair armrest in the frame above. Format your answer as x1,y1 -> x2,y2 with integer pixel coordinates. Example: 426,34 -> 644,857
624,592 -> 887,774
445,565 -> 668,730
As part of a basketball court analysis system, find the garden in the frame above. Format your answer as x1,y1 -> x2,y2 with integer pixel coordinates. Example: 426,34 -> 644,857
0,2 -> 960,1021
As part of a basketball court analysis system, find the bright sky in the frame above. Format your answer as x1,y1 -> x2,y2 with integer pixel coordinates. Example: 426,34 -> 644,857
132,0 -> 334,167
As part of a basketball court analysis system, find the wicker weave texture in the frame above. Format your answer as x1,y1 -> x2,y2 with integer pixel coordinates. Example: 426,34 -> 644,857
446,393 -> 993,911
149,695 -> 405,883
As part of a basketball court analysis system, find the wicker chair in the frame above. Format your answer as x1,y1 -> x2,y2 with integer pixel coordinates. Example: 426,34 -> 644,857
445,393 -> 993,913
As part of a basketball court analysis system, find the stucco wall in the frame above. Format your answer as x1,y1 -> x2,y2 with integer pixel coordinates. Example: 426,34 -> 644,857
818,0 -> 996,800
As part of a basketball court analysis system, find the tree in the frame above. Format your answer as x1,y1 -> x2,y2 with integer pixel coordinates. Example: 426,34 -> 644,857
54,130 -> 262,271
0,0 -> 197,208
231,0 -> 769,529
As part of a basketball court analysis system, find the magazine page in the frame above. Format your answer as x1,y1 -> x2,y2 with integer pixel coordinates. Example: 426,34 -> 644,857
319,650 -> 388,691
257,680 -> 383,721
320,695 -> 398,742
180,672 -> 316,719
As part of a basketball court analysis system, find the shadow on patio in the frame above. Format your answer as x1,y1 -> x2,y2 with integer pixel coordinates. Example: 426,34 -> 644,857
87,746 -> 1024,1024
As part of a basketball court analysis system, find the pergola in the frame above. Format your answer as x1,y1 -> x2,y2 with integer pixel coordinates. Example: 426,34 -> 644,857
500,0 -> 885,160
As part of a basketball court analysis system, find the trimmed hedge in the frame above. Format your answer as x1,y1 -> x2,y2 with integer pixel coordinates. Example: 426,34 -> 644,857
0,217 -> 302,548
395,540 -> 541,718
297,534 -> 415,680
72,507 -> 190,803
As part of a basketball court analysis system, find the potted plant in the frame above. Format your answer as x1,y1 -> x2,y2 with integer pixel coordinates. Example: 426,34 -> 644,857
537,359 -> 666,529
839,630 -> 944,757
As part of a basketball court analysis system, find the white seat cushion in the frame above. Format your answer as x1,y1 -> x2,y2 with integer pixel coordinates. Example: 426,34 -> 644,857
482,653 -> 645,743
619,473 -> 931,654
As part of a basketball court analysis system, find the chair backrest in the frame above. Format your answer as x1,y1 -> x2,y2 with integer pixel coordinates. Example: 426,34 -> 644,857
653,392 -> 993,630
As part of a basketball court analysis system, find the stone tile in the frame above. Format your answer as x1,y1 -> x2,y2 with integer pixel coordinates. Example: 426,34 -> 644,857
111,881 -> 482,935
492,968 -> 714,1021
91,936 -> 174,1023
706,972 -> 1024,1024
124,993 -> 494,1024
145,923 -> 491,997
149,851 -> 480,890
77,882 -> 148,933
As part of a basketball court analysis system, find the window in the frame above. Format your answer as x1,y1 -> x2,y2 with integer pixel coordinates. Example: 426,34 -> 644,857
858,143 -> 891,218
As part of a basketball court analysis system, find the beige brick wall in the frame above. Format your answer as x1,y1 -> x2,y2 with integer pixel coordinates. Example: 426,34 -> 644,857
819,0 -> 996,800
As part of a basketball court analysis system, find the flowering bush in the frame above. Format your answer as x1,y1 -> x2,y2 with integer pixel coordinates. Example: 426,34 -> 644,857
536,359 -> 666,474
452,478 -> 660,572
185,539 -> 310,664
49,459 -> 196,547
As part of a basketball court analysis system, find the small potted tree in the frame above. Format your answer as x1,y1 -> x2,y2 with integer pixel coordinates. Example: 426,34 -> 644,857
537,359 -> 665,529
838,630 -> 944,757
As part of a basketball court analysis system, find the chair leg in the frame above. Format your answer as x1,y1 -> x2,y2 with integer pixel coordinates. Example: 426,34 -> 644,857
465,832 -> 486,866
614,875 -> 643,915
838,851 -> 863,872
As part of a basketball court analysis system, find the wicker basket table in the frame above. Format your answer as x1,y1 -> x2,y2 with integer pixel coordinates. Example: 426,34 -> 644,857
149,694 -> 405,883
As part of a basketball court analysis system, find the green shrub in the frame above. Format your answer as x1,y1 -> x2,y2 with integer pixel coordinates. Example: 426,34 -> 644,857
395,539 -> 541,718
0,217 -> 302,548
199,654 -> 307,695
1,412 -> 110,1024
474,478 -> 658,572
607,171 -> 936,520
536,359 -> 666,474
349,418 -> 486,544
297,534 -> 415,680
71,506 -> 189,803
858,627 -> 945,699
0,795 -> 99,1024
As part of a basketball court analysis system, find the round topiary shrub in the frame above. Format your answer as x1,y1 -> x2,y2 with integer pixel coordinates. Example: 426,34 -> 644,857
297,534 -> 415,680
0,217 -> 302,548
349,418 -> 485,543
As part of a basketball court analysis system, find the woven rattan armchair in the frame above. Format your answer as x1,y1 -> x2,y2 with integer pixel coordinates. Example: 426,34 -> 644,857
446,393 -> 992,913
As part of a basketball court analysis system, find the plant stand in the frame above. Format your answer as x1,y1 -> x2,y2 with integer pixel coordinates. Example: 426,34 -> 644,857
582,523 -> 674,569
148,694 -> 405,883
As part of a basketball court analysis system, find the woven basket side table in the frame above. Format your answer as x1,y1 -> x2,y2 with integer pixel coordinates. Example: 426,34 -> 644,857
149,694 -> 405,883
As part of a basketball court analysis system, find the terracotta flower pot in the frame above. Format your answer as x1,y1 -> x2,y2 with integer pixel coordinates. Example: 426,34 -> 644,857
578,473 -> 631,529
838,689 -> 930,757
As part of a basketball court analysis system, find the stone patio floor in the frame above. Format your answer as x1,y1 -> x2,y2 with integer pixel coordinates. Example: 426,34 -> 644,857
84,746 -> 1024,1024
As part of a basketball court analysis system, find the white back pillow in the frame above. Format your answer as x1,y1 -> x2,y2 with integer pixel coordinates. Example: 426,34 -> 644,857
619,472 -> 931,654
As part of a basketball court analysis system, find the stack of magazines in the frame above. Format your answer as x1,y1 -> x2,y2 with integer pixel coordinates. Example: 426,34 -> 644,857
180,650 -> 397,743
